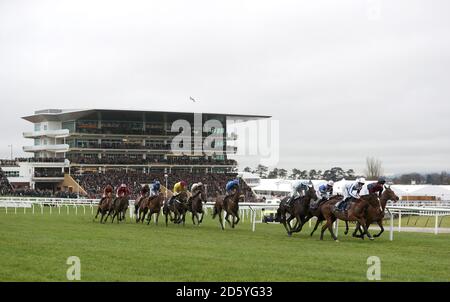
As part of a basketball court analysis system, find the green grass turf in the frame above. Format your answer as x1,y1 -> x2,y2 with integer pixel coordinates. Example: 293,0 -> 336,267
0,207 -> 449,282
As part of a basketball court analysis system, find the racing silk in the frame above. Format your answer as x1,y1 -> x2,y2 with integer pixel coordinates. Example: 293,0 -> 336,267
173,182 -> 187,194
291,180 -> 310,198
226,179 -> 239,193
368,182 -> 384,196
103,185 -> 114,198
343,182 -> 363,200
191,182 -> 203,193
318,184 -> 333,198
150,181 -> 161,196
117,186 -> 130,198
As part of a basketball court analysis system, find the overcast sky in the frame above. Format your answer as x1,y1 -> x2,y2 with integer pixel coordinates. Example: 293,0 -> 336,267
1,0 -> 449,175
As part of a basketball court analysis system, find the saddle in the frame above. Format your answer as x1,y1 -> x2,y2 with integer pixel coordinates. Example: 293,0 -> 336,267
333,198 -> 352,213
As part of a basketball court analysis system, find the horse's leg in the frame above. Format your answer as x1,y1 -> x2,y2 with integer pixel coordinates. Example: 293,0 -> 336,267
327,217 -> 338,241
373,220 -> 384,238
218,210 -> 225,230
192,211 -> 196,225
165,211 -> 168,227
225,212 -> 232,227
234,211 -> 240,226
199,210 -> 204,224
94,207 -> 100,220
155,211 -> 160,225
147,210 -> 153,225
357,217 -> 373,240
344,221 -> 349,235
310,218 -> 323,237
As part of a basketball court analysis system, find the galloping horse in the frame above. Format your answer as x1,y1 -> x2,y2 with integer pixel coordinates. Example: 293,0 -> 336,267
94,195 -> 114,223
223,187 -> 244,229
111,196 -> 129,223
163,191 -> 189,226
186,187 -> 207,225
320,193 -> 380,241
346,187 -> 399,238
138,193 -> 165,225
305,195 -> 342,237
285,185 -> 318,236
134,193 -> 148,221
211,194 -> 226,230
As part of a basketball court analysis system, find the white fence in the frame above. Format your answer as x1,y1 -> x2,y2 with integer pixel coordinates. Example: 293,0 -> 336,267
1,197 -> 450,240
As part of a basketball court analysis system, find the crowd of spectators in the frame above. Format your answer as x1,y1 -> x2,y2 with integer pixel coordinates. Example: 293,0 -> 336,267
73,170 -> 256,201
0,159 -> 19,167
66,155 -> 237,166
0,168 -> 13,195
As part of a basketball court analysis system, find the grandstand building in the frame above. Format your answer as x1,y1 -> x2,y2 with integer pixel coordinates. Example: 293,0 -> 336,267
15,109 -> 270,194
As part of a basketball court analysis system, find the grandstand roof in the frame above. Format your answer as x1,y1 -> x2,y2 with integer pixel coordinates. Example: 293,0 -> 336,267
22,109 -> 271,123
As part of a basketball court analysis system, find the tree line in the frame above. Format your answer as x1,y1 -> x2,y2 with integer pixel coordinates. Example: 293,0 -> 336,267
243,165 -> 359,181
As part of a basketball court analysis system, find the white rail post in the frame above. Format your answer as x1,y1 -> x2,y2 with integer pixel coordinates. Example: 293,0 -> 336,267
435,212 -> 439,235
58,205 -> 61,215
50,205 -> 52,215
67,205 -> 69,215
15,205 -> 17,215
5,206 -> 7,214
389,210 -> 394,241
334,219 -> 339,237
32,204 -> 34,215
398,210 -> 402,232
75,205 -> 78,216
41,204 -> 43,215
83,205 -> 85,215
252,209 -> 256,232
24,206 -> 26,214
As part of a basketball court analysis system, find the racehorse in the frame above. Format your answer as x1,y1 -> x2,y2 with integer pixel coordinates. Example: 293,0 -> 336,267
94,195 -> 114,224
305,195 -> 342,237
134,193 -> 149,221
111,196 -> 129,223
163,191 -> 189,226
320,193 -> 380,241
211,194 -> 226,230
137,193 -> 165,225
284,185 -> 318,236
345,187 -> 399,239
186,187 -> 207,226
223,187 -> 244,229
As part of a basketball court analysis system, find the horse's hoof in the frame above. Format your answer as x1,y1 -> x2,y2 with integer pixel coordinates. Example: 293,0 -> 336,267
369,237 -> 374,241
287,232 -> 292,237
335,240 -> 340,243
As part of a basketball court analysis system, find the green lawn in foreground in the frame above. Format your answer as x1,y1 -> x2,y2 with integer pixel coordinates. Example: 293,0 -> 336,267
0,208 -> 449,282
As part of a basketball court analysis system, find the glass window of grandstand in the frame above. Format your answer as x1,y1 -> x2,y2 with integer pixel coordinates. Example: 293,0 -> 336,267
4,171 -> 19,177
34,123 -> 41,131
34,167 -> 64,178
76,120 -> 98,133
76,139 -> 97,148
145,139 -> 167,150
62,121 -> 76,133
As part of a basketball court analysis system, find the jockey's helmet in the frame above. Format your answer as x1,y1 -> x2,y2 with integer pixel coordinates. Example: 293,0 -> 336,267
327,180 -> 334,187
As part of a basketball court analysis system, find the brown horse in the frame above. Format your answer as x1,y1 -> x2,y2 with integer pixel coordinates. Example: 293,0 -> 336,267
346,187 -> 400,239
94,195 -> 114,223
285,185 -> 318,236
145,193 -> 165,225
186,187 -> 207,226
134,193 -> 148,221
111,196 -> 129,223
320,193 -> 379,241
223,188 -> 243,229
211,194 -> 226,230
163,191 -> 189,226
305,195 -> 342,237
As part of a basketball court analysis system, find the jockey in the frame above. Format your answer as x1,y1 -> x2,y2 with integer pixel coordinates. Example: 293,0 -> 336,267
367,177 -> 386,197
99,184 -> 114,205
168,180 -> 188,206
337,178 -> 366,211
225,178 -> 240,196
191,182 -> 204,194
149,180 -> 161,197
116,183 -> 130,198
288,180 -> 311,207
318,180 -> 334,201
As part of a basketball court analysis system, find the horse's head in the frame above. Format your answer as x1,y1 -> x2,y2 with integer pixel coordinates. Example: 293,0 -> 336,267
382,186 -> 399,203
306,185 -> 318,201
